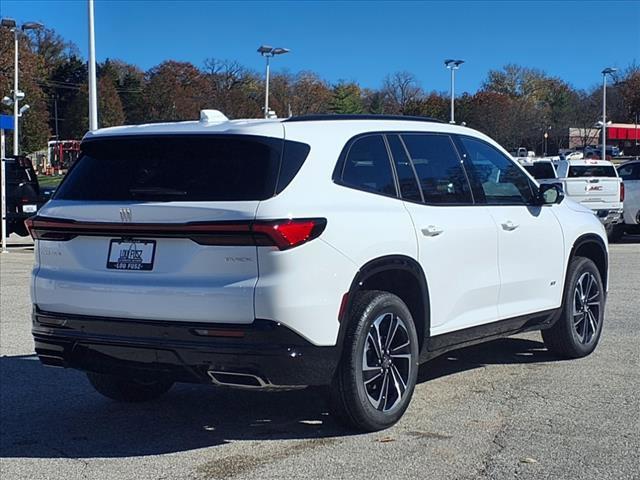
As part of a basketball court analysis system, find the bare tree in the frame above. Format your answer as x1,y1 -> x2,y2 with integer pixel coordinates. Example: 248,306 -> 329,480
382,71 -> 422,114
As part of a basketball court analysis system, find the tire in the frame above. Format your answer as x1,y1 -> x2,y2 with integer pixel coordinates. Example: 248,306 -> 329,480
542,257 -> 605,358
330,290 -> 419,432
607,224 -> 624,243
86,372 -> 173,402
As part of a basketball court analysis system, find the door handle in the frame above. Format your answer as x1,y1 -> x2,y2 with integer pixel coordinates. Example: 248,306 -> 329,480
501,221 -> 519,231
421,225 -> 444,237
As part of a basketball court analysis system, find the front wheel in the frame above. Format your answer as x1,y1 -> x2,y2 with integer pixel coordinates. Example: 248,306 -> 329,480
542,257 -> 605,358
330,291 -> 419,432
87,372 -> 173,402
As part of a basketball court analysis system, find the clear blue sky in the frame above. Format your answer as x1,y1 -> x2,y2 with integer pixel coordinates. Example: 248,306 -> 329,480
2,0 -> 639,94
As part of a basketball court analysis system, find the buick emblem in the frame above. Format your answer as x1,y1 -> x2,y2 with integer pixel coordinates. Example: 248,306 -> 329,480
119,208 -> 133,223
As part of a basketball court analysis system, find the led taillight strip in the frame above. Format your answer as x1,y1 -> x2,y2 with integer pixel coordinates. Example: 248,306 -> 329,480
25,216 -> 326,250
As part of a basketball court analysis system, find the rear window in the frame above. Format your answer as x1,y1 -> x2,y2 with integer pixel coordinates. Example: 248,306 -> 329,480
55,135 -> 310,202
523,163 -> 556,179
568,165 -> 617,178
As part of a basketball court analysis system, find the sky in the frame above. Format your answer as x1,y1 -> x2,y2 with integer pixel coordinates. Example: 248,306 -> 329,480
2,0 -> 639,94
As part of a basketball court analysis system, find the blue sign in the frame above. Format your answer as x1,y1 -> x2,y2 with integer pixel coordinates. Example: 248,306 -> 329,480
0,114 -> 14,130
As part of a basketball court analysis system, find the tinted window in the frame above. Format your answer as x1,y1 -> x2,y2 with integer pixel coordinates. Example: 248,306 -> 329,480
386,135 -> 422,202
55,135 -> 308,202
568,165 -> 617,178
401,134 -> 472,204
523,162 -> 556,180
459,136 -> 534,205
341,135 -> 396,196
618,164 -> 640,181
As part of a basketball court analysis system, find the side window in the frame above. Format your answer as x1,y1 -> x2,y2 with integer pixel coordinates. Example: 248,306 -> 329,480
459,136 -> 535,205
386,135 -> 422,202
401,133 -> 472,204
618,164 -> 640,180
341,135 -> 397,196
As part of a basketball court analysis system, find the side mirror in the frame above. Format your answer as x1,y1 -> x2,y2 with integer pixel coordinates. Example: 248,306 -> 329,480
538,183 -> 564,205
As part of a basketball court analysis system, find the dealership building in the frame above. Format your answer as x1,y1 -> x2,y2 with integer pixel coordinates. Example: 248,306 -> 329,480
569,123 -> 640,155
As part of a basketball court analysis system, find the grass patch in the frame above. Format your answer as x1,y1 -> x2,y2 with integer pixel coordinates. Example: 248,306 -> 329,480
38,175 -> 64,189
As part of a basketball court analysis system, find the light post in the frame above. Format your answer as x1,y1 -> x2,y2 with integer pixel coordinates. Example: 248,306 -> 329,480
88,0 -> 98,131
444,59 -> 464,124
601,67 -> 617,160
1,18 -> 43,155
257,45 -> 290,119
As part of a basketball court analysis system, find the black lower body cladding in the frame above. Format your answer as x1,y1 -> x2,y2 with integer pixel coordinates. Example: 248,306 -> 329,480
32,307 -> 339,387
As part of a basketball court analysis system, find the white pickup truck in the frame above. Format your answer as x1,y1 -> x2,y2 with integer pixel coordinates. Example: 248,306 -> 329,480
617,160 -> 640,235
555,158 -> 624,241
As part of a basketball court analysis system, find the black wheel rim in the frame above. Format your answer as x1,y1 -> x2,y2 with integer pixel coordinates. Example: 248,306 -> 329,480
361,312 -> 412,412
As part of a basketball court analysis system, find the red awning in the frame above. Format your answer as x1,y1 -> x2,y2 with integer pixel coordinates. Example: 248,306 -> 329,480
608,125 -> 639,141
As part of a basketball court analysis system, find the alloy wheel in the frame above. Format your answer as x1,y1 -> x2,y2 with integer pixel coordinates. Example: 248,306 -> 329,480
572,272 -> 601,344
362,312 -> 413,412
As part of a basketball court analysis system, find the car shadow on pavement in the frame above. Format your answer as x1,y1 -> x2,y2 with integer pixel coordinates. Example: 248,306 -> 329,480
418,337 -> 557,383
1,337 -> 556,459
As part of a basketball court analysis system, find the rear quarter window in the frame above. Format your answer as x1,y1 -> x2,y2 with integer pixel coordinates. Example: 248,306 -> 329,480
54,135 -> 310,202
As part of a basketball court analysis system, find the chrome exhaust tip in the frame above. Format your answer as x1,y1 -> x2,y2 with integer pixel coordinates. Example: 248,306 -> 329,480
207,370 -> 306,391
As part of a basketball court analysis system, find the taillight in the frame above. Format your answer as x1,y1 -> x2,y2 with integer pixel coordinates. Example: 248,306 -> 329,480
620,182 -> 625,202
252,219 -> 327,250
25,217 -> 77,241
25,216 -> 327,249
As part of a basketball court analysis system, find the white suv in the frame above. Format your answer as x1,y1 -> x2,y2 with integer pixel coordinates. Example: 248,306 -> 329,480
28,113 -> 609,431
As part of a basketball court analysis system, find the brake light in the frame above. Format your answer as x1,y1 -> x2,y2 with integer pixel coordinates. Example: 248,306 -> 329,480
252,219 -> 327,250
620,182 -> 625,202
24,216 -> 327,249
25,217 -> 77,241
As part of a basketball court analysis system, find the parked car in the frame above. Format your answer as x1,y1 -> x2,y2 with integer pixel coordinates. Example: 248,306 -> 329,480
0,155 -> 41,236
27,112 -> 609,432
559,151 -> 583,161
617,160 -> 640,235
555,158 -> 624,241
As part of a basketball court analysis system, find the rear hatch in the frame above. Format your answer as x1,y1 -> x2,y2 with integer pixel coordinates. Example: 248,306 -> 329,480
31,131 -> 309,324
4,156 -> 40,216
562,162 -> 622,210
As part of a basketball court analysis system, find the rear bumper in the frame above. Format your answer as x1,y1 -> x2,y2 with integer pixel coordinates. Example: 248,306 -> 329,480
32,307 -> 340,387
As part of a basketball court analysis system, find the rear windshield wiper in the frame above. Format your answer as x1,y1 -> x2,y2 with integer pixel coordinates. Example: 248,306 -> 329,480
129,187 -> 187,197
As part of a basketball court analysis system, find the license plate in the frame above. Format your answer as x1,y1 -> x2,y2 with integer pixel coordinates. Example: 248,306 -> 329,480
22,204 -> 37,213
107,239 -> 156,271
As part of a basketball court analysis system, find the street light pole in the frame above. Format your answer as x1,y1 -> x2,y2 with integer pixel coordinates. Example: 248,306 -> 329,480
88,0 -> 98,131
1,18 -> 43,155
601,67 -> 617,161
264,54 -> 270,119
257,45 -> 290,119
445,59 -> 464,124
13,27 -> 18,155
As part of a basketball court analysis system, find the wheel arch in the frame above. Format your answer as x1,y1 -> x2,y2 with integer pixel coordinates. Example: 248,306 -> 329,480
338,255 -> 431,354
569,234 -> 608,291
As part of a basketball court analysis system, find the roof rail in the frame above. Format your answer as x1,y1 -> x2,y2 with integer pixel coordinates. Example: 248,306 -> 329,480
283,114 -> 445,124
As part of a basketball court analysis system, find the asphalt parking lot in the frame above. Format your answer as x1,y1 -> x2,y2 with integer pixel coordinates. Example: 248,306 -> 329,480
1,236 -> 639,480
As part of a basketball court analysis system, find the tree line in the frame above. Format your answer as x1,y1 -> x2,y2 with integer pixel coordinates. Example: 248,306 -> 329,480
1,26 -> 639,155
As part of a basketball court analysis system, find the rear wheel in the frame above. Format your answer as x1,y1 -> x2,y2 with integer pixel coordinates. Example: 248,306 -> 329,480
542,257 -> 604,358
87,372 -> 173,402
330,290 -> 419,432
